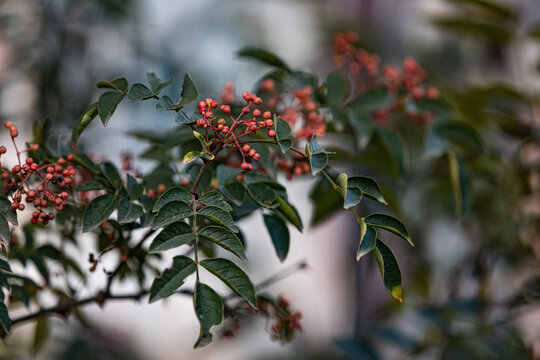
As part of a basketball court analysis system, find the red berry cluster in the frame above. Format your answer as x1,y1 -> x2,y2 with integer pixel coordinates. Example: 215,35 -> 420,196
276,155 -> 311,180
334,30 -> 380,75
145,183 -> 166,198
1,122 -> 77,226
257,79 -> 325,140
220,82 -> 235,105
267,295 -> 302,343
333,30 -> 439,125
195,92 -> 275,171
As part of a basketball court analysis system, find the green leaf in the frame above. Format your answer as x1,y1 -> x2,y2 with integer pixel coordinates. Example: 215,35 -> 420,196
129,73 -> 174,102
0,302 -> 11,333
100,162 -> 123,190
149,256 -> 196,303
198,226 -> 247,261
155,73 -> 199,111
273,196 -> 303,232
128,83 -> 153,101
347,176 -> 387,204
198,206 -> 238,233
200,258 -> 257,309
432,17 -> 511,44
183,151 -> 203,165
193,282 -> 224,348
306,135 -> 328,175
156,95 -> 176,110
376,127 -> 405,174
357,226 -> 377,261
326,70 -> 349,104
221,182 -> 246,206
127,174 -> 144,199
374,240 -> 402,302
0,196 -> 17,225
0,258 -> 11,272
364,214 -> 413,246
217,165 -> 242,185
153,187 -> 191,212
337,173 -> 363,209
0,213 -> 10,243
199,191 -> 233,212
11,285 -> 30,306
176,110 -> 197,125
146,72 -> 173,94
74,180 -> 106,192
72,154 -> 99,173
448,152 -> 471,216
237,47 -> 290,71
32,317 -> 48,354
433,120 -> 483,153
97,77 -> 128,92
178,73 -> 199,107
97,91 -> 124,126
71,103 -> 98,145
152,201 -> 192,229
193,130 -> 207,147
82,194 -> 117,232
246,183 -> 277,208
117,199 -> 144,224
150,221 -> 195,253
201,152 -> 214,161
352,89 -> 392,112
274,116 -> 293,153
263,214 -> 290,262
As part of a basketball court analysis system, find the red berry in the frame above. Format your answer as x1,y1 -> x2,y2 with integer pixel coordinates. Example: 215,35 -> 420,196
211,100 -> 218,109
25,158 -> 33,165
248,149 -> 256,157
241,162 -> 249,170
18,204 -> 25,211
252,109 -> 261,118
4,121 -> 12,129
242,144 -> 251,153
67,154 -> 74,162
30,218 -> 37,224
254,97 -> 262,105
12,165 -> 21,173
265,119 -> 273,127
242,92 -> 251,101
0,146 -> 6,154
198,101 -> 206,108
30,163 -> 38,171
220,105 -> 231,114
263,111 -> 272,119
253,153 -> 261,160
31,144 -> 39,151
268,130 -> 276,137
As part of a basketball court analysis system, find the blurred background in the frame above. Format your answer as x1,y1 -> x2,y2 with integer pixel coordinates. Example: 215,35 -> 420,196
1,0 -> 540,359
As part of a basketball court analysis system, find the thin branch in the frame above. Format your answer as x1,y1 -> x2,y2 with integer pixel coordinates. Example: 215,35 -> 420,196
11,259 -> 308,327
